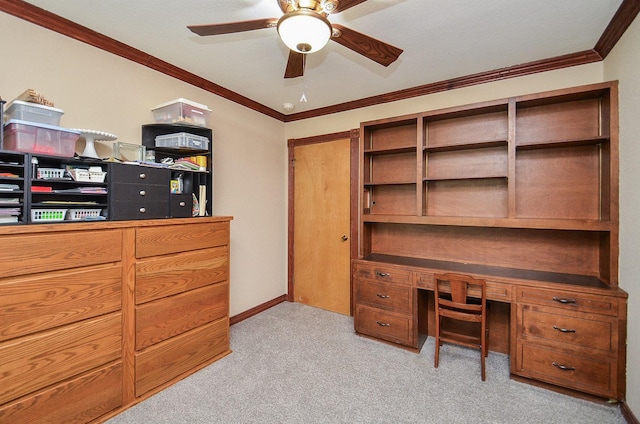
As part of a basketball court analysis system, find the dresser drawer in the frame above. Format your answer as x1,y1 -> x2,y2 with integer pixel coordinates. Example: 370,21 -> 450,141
0,229 -> 122,278
170,193 -> 193,217
517,342 -> 615,398
110,163 -> 169,185
355,278 -> 412,314
0,361 -> 122,424
0,263 -> 122,342
0,312 -> 121,405
111,199 -> 169,220
135,317 -> 229,397
136,282 -> 229,350
518,305 -> 615,353
354,263 -> 412,285
136,221 -> 230,258
354,304 -> 412,346
517,287 -> 619,316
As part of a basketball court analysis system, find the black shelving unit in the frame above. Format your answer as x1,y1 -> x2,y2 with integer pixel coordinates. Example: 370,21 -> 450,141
141,123 -> 213,217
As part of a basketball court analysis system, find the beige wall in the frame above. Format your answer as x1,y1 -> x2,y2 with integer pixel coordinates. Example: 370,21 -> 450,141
0,13 -> 288,317
604,14 -> 640,413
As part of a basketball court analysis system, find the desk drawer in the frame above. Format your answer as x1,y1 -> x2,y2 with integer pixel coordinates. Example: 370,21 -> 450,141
354,263 -> 411,285
518,305 -> 614,353
517,287 -> 619,317
517,342 -> 615,398
355,279 -> 412,313
354,304 -> 412,346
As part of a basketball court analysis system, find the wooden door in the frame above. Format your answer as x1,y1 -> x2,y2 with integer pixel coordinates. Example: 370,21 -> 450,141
292,137 -> 351,315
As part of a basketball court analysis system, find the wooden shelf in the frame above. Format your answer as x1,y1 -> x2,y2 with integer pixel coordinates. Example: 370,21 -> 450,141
424,139 -> 507,153
516,135 -> 609,150
424,175 -> 507,182
364,146 -> 416,155
365,181 -> 416,186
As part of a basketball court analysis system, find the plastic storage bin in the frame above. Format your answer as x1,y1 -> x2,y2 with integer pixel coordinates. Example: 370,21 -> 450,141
31,209 -> 67,222
4,100 -> 64,126
2,119 -> 79,157
155,132 -> 209,151
152,98 -> 211,127
67,209 -> 103,221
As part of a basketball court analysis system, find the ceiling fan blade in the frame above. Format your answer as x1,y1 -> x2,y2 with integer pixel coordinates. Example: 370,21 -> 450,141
333,0 -> 369,13
331,24 -> 402,67
188,18 -> 277,36
284,51 -> 305,79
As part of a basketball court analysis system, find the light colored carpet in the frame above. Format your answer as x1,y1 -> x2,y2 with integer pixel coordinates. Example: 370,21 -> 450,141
107,301 -> 625,423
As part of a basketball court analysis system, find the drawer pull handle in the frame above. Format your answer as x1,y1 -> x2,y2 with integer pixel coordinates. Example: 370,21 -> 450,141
553,325 -> 576,333
552,297 -> 576,304
552,362 -> 575,372
139,190 -> 146,196
376,321 -> 390,327
179,201 -> 186,207
139,173 -> 146,179
139,207 -> 146,213
375,271 -> 390,278
376,293 -> 390,299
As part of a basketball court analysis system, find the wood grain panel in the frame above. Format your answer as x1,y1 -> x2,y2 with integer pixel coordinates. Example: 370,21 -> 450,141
370,224 -> 601,276
354,304 -> 413,346
0,263 -> 122,342
0,312 -> 121,405
135,318 -> 229,397
0,229 -> 122,278
426,179 -> 508,218
135,221 -> 229,258
367,124 -> 416,150
515,98 -> 600,144
426,111 -> 508,147
136,282 -> 229,350
0,362 -> 122,424
369,185 -> 416,215
426,147 -> 507,179
516,145 -> 600,219
369,152 -> 416,183
517,287 -> 619,316
519,305 -> 614,352
135,246 -> 229,304
355,279 -> 413,313
517,342 -> 615,397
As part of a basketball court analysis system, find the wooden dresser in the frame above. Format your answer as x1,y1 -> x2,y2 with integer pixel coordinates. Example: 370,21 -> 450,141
353,81 -> 628,401
0,216 -> 232,423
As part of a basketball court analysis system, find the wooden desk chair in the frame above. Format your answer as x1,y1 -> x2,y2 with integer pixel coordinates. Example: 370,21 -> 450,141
433,272 -> 488,381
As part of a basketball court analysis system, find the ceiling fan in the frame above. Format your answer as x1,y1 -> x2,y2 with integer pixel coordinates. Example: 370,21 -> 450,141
187,0 -> 403,79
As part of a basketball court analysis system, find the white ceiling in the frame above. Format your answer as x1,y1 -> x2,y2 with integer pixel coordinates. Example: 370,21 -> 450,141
23,0 -> 623,115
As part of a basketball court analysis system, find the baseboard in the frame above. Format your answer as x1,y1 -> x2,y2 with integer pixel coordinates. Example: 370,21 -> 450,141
229,294 -> 288,325
622,402 -> 639,424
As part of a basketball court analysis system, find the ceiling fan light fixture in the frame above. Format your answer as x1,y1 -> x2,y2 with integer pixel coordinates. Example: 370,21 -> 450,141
277,9 -> 332,54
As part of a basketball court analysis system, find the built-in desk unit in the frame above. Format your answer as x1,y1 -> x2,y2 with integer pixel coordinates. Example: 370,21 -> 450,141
353,81 -> 627,401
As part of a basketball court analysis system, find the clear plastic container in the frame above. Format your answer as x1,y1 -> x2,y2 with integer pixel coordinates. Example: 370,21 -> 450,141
2,119 -> 79,157
152,98 -> 211,127
4,100 -> 64,126
155,132 -> 209,150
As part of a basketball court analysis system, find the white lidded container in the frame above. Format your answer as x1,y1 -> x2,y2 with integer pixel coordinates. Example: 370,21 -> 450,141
152,98 -> 211,127
4,100 -> 64,126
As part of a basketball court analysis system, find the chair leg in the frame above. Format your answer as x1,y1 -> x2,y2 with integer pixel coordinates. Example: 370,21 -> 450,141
434,318 -> 440,368
481,352 -> 486,381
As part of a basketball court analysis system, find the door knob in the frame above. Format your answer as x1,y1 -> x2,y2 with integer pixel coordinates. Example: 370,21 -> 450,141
341,234 -> 348,241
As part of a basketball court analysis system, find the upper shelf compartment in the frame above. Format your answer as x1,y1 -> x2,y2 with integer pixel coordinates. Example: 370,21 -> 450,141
422,101 -> 508,151
515,85 -> 612,149
362,116 -> 418,153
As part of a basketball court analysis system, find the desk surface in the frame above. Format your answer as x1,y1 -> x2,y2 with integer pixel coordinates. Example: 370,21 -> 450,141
363,253 -> 613,290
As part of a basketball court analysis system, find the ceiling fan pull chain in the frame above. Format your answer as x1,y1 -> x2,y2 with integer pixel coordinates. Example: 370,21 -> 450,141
300,55 -> 308,102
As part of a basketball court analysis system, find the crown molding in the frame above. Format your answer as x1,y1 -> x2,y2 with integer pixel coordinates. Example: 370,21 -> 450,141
1,0 -> 637,123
